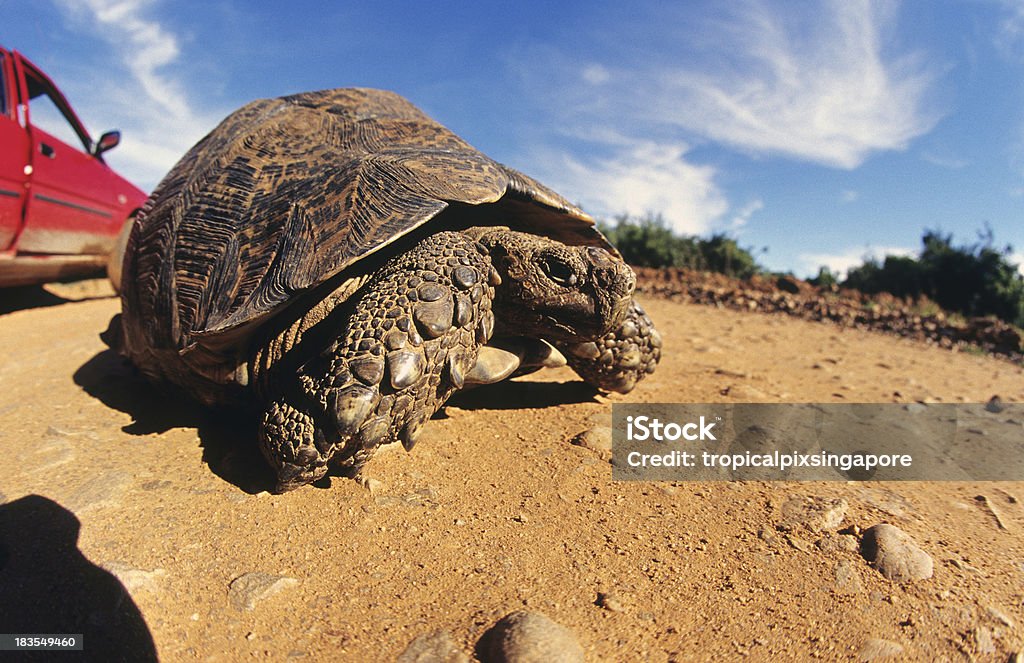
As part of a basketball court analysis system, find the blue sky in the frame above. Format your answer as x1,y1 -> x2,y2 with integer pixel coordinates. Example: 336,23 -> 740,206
7,0 -> 1024,277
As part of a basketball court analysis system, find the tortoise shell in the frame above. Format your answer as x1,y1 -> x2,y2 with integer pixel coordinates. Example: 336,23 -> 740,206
122,88 -> 611,360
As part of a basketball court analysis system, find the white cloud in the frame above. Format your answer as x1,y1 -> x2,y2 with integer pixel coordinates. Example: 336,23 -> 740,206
799,245 -> 916,279
515,0 -> 941,248
1010,251 -> 1024,276
53,0 -> 221,190
528,1 -> 941,177
539,141 -> 729,235
840,189 -> 859,203
995,0 -> 1024,58
581,64 -> 611,85
729,199 -> 764,229
640,1 -> 940,168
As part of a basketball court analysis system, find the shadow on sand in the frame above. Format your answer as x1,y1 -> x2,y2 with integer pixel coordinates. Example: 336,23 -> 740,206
73,349 -> 276,494
74,344 -> 600,493
0,285 -> 73,315
0,495 -> 157,662
447,378 -> 602,411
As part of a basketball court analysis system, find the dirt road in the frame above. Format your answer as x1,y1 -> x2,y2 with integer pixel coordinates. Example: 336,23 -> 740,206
0,285 -> 1021,661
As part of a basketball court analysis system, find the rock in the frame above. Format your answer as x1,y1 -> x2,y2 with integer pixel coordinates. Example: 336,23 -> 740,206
228,572 -> 299,611
985,395 -> 1004,413
858,489 -> 912,518
780,496 -> 848,532
832,559 -> 863,595
973,626 -> 996,655
757,526 -> 780,547
358,476 -> 384,496
815,532 -> 860,554
986,605 -> 1015,627
479,611 -> 584,663
101,561 -> 167,594
860,524 -> 933,582
858,638 -> 904,661
570,427 -> 612,460
398,630 -> 470,663
65,471 -> 131,512
596,591 -> 625,612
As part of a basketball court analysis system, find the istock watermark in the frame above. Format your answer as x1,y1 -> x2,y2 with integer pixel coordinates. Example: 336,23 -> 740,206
612,403 -> 1023,481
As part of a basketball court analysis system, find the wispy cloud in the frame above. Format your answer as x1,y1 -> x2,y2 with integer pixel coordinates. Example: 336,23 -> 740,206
840,189 -> 859,204
799,245 -> 916,279
518,1 -> 941,236
537,141 -> 728,235
994,0 -> 1024,58
920,151 -> 969,169
729,199 -> 764,229
630,1 -> 940,169
53,0 -> 221,189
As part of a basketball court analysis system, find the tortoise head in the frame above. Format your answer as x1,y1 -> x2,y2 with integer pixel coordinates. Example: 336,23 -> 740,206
467,227 -> 635,342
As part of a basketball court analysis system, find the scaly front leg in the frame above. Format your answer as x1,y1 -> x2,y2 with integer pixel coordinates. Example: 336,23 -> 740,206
258,231 -> 499,492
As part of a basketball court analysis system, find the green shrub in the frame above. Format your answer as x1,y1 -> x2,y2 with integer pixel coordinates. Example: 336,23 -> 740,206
841,228 -> 1024,327
600,213 -> 760,279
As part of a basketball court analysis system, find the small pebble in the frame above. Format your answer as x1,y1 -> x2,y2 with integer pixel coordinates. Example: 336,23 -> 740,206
757,527 -> 779,547
228,572 -> 299,611
986,605 -> 1015,627
860,524 -> 933,582
358,476 -> 384,496
101,561 -> 167,594
858,638 -> 904,661
815,532 -> 860,554
780,496 -> 848,532
570,427 -> 612,461
973,626 -> 995,655
596,591 -> 625,612
397,630 -> 469,663
832,559 -> 863,595
65,471 -> 131,512
479,610 -> 584,663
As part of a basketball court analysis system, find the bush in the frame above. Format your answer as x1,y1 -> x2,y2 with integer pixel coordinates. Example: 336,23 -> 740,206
841,229 -> 1024,327
600,213 -> 761,279
808,266 -> 839,289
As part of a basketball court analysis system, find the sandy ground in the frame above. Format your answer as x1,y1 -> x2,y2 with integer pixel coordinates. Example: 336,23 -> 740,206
1,283 -> 1022,662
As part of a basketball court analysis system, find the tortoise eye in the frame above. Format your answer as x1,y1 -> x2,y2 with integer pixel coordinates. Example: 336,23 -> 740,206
541,256 -> 578,286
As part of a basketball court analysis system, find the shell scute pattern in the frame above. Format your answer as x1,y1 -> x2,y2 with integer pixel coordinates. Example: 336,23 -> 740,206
113,88 -> 659,490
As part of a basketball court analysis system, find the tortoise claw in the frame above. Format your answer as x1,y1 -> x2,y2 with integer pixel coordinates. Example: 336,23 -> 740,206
464,337 -> 567,386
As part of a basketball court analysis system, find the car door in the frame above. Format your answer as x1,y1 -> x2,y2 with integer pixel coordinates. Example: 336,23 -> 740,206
15,55 -> 121,255
0,49 -> 30,252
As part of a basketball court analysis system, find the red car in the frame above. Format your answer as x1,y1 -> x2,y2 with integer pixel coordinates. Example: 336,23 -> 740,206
0,46 -> 147,287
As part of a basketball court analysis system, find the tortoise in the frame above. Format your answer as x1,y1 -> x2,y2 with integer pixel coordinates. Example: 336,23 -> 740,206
106,88 -> 661,492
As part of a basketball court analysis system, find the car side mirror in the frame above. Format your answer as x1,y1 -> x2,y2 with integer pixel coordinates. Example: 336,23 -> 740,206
94,130 -> 121,156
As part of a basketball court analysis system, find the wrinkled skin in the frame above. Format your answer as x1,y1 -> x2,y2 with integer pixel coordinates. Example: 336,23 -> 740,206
256,226 -> 660,491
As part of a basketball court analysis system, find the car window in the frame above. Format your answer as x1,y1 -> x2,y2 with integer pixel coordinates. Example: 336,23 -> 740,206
24,69 -> 89,154
0,52 -> 7,116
